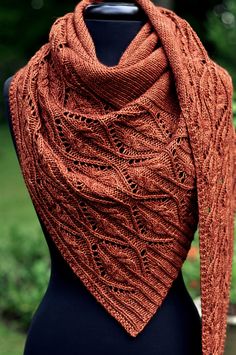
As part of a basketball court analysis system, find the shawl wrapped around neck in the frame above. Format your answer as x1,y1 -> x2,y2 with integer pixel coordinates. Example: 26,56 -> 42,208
8,0 -> 236,354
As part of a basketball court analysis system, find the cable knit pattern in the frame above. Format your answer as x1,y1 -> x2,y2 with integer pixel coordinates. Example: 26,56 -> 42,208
8,1 -> 235,354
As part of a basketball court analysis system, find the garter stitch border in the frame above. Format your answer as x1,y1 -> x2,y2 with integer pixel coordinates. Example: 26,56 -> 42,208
8,1 -> 236,354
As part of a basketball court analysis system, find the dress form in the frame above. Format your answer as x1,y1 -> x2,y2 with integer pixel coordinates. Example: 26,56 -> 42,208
3,2 -> 202,354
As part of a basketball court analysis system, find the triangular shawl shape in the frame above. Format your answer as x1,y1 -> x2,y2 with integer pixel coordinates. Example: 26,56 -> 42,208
8,1 -> 236,354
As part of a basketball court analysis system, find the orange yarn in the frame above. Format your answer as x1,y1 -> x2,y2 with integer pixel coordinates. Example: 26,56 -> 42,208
9,1 -> 236,354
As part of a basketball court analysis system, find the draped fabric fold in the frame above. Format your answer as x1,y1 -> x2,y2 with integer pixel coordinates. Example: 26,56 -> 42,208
8,1 -> 235,354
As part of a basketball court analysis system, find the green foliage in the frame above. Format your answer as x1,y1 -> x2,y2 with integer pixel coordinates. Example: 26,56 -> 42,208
182,232 -> 201,299
0,319 -> 25,355
0,123 -> 50,331
205,0 -> 236,87
0,223 -> 50,331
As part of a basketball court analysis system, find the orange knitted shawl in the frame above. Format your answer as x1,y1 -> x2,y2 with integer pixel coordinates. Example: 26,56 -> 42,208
9,0 -> 235,354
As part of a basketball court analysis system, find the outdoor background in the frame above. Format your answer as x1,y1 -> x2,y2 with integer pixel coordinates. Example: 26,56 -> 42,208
0,1 -> 236,354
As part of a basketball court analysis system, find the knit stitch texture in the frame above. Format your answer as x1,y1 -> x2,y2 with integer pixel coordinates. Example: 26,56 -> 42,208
8,1 -> 236,354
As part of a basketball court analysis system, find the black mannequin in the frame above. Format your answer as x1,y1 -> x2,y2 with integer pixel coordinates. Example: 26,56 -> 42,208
3,1 -> 202,354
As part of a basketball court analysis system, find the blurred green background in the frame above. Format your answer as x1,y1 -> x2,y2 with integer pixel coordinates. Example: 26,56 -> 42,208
0,1 -> 236,354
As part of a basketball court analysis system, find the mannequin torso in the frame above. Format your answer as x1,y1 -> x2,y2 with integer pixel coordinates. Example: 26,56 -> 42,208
3,7 -> 202,355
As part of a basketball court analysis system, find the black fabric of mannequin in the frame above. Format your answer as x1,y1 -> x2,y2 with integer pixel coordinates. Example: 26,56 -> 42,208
3,15 -> 202,355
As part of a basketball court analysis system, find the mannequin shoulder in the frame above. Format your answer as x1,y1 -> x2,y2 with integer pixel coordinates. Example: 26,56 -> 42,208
3,76 -> 13,98
3,76 -> 14,122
